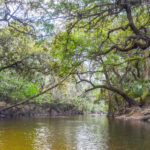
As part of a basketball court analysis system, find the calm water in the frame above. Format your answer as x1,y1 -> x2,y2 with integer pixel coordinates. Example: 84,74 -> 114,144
0,115 -> 150,150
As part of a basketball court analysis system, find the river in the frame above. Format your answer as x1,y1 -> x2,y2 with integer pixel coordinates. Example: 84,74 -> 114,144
0,115 -> 150,150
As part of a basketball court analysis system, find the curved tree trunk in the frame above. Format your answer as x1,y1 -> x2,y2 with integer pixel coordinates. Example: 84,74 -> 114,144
86,85 -> 137,106
108,86 -> 137,106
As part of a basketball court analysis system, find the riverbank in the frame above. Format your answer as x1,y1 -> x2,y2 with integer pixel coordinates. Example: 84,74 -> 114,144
0,102 -> 83,118
115,106 -> 150,122
1,101 -> 150,122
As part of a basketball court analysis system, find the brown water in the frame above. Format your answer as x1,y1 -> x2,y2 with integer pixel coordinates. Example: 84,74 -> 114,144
0,115 -> 150,150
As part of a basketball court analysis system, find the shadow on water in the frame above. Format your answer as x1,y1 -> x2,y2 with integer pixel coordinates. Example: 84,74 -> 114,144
0,115 -> 149,150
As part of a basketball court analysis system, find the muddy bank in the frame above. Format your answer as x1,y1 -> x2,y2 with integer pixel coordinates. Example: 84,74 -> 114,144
115,106 -> 150,122
0,102 -> 83,118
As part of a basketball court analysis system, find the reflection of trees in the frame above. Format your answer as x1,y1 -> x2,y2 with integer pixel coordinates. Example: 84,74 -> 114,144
108,119 -> 150,150
0,119 -> 36,150
74,116 -> 109,150
0,116 -> 110,150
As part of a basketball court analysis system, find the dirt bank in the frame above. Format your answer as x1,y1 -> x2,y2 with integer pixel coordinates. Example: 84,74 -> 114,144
115,106 -> 150,122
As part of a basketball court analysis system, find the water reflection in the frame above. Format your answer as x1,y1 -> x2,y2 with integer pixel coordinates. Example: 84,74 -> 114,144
0,116 -> 109,150
32,116 -> 109,150
0,116 -> 149,150
108,119 -> 150,150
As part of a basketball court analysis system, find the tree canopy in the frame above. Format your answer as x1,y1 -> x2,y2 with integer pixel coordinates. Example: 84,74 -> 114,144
0,0 -> 150,114
50,0 -> 150,108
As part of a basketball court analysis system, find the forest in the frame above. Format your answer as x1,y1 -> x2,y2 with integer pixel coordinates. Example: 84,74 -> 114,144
0,0 -> 149,118
0,1 -> 150,150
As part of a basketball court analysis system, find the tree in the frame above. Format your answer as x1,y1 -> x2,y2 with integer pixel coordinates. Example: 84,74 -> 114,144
0,0 -> 54,37
55,0 -> 150,52
0,24 -> 71,113
1,0 -> 150,114
0,25 -> 54,75
50,0 -> 150,107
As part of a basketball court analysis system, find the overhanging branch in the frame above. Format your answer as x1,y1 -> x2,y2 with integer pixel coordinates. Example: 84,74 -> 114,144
0,74 -> 70,113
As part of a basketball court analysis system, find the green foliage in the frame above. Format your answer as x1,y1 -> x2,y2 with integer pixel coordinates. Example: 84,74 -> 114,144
34,94 -> 53,104
0,0 -> 149,114
125,79 -> 150,99
0,71 -> 39,102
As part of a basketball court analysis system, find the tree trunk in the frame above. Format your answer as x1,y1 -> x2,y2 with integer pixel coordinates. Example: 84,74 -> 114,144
143,52 -> 150,80
108,86 -> 137,106
107,91 -> 113,116
86,85 -> 137,106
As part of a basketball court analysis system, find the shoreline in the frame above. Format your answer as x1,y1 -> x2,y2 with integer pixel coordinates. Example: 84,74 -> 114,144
115,106 -> 150,122
0,102 -> 83,119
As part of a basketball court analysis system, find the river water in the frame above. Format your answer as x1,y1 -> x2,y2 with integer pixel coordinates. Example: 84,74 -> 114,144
0,115 -> 150,150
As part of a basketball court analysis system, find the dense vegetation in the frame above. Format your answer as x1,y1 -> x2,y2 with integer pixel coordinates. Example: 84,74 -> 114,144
0,0 -> 149,115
